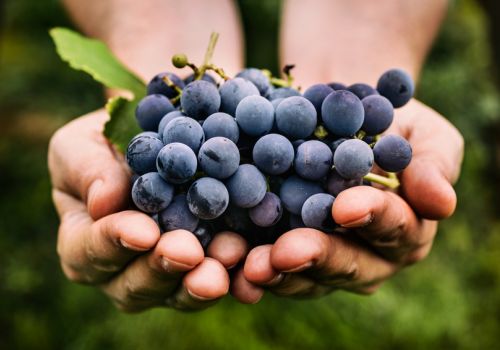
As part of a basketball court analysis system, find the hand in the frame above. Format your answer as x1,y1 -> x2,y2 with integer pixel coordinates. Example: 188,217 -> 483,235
48,110 -> 246,311
232,99 -> 464,302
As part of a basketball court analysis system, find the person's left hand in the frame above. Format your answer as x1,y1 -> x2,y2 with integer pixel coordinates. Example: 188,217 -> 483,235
229,99 -> 464,302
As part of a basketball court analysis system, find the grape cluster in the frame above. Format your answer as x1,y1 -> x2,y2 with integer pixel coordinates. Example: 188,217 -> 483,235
127,57 -> 414,248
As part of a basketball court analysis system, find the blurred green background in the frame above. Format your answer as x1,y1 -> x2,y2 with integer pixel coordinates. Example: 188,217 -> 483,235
1,0 -> 500,348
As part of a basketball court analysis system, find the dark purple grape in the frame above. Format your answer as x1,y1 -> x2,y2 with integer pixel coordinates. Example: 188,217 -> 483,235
373,134 -> 412,172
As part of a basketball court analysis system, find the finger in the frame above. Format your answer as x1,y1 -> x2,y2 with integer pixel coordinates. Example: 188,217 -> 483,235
48,111 -> 130,220
55,190 -> 160,284
207,231 -> 249,269
101,230 -> 205,312
270,229 -> 398,292
165,258 -> 230,311
230,268 -> 264,304
332,186 -> 437,262
244,245 -> 284,285
396,101 -> 464,219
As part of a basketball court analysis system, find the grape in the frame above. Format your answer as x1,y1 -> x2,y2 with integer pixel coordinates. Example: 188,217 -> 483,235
158,194 -> 199,232
252,134 -> 294,175
376,69 -> 414,108
303,84 -> 334,118
321,90 -> 364,136
223,205 -> 255,233
225,164 -> 267,208
294,140 -> 333,181
132,172 -> 175,213
333,139 -> 374,179
187,177 -> 229,219
292,139 -> 305,152
135,94 -> 175,131
327,82 -> 347,91
158,110 -> 184,136
330,138 -> 348,155
198,137 -> 240,179
192,223 -> 213,249
162,117 -> 205,153
126,135 -> 164,175
184,73 -> 217,85
268,87 -> 301,100
363,135 -> 376,144
180,80 -> 221,120
301,193 -> 336,232
249,192 -> 283,227
131,131 -> 161,141
219,77 -> 259,115
147,72 -> 185,98
156,143 -> 197,184
235,95 -> 275,137
271,97 -> 284,110
373,134 -> 412,172
347,83 -> 379,99
326,169 -> 363,196
279,175 -> 323,215
275,96 -> 317,139
361,95 -> 394,135
202,112 -> 239,143
289,214 -> 306,229
236,68 -> 271,96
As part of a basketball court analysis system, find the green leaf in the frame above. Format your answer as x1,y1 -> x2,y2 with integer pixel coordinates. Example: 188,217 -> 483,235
50,27 -> 146,97
104,96 -> 141,152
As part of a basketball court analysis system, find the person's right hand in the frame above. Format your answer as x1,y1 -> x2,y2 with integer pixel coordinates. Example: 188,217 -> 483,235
48,110 -> 246,312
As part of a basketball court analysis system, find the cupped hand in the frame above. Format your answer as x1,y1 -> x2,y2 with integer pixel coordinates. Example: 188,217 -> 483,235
234,99 -> 464,303
48,110 -> 247,312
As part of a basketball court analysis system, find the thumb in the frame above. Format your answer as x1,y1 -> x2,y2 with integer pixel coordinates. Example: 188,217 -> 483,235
49,110 -> 131,220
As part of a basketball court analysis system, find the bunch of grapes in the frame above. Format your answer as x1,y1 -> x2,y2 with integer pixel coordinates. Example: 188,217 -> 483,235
126,35 -> 414,249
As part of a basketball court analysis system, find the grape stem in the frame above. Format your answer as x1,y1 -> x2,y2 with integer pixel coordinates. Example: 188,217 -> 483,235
363,172 -> 400,189
197,32 -> 219,80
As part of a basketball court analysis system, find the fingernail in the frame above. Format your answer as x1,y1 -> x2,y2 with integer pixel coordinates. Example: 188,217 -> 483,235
187,288 -> 213,301
265,273 -> 284,286
283,262 -> 313,273
341,213 -> 373,228
161,257 -> 194,273
119,239 -> 149,251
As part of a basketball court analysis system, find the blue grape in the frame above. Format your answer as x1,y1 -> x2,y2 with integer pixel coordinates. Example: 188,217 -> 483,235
184,73 -> 217,85
271,97 -> 284,111
136,94 -> 175,131
198,137 -> 240,179
326,169 -> 363,196
180,80 -> 221,120
187,177 -> 229,219
236,68 -> 271,96
132,172 -> 175,213
147,72 -> 185,98
158,194 -> 199,232
219,78 -> 259,115
268,87 -> 301,100
162,117 -> 205,153
275,96 -> 317,139
303,84 -> 334,119
347,83 -> 379,100
235,95 -> 274,137
289,214 -> 306,229
202,112 -> 239,143
192,223 -> 213,249
225,164 -> 267,208
301,193 -> 336,232
361,95 -> 394,135
322,90 -> 364,136
223,205 -> 255,233
334,139 -> 374,179
249,192 -> 283,227
292,139 -> 305,152
158,110 -> 184,136
156,143 -> 197,184
279,175 -> 323,215
131,131 -> 161,141
252,134 -> 294,175
376,69 -> 414,108
330,138 -> 348,155
294,140 -> 333,181
373,134 -> 412,172
327,82 -> 347,91
126,135 -> 164,175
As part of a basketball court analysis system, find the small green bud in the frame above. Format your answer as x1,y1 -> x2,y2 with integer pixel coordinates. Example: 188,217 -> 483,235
172,54 -> 188,68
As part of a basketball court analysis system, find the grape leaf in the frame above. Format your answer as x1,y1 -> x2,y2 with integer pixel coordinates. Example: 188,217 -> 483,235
50,27 -> 146,97
104,96 -> 142,153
